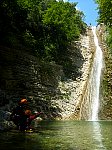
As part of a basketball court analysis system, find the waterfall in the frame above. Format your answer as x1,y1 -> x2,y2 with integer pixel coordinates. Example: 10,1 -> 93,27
89,27 -> 106,149
89,26 -> 103,121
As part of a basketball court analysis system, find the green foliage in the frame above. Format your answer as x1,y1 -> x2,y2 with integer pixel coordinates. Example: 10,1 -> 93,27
0,0 -> 86,63
95,0 -> 112,53
95,0 -> 112,27
106,27 -> 112,53
0,0 -> 28,46
41,1 -> 86,62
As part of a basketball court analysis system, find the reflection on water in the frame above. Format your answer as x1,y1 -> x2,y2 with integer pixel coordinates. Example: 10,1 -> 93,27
92,122 -> 106,150
0,121 -> 112,150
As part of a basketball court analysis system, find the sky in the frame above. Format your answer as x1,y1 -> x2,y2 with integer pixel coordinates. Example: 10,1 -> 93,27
66,0 -> 98,26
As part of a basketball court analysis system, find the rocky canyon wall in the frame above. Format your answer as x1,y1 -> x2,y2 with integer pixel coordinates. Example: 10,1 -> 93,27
55,27 -> 95,120
97,24 -> 112,120
0,27 -> 96,130
0,46 -> 63,130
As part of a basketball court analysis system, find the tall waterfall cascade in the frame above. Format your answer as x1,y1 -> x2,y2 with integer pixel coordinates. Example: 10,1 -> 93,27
89,26 -> 103,121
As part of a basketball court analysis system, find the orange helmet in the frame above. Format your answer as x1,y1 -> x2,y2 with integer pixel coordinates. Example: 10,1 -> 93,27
25,110 -> 31,116
19,99 -> 27,104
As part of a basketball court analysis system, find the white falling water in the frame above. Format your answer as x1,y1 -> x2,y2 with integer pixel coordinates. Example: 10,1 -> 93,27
89,27 -> 106,150
89,26 -> 103,121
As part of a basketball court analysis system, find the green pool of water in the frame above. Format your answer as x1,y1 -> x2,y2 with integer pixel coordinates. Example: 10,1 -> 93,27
0,121 -> 112,150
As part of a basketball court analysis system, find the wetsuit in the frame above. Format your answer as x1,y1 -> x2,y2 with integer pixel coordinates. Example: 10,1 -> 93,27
10,104 -> 28,129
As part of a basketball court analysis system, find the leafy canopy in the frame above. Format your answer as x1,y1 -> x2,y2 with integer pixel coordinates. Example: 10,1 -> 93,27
0,0 -> 86,62
95,0 -> 112,51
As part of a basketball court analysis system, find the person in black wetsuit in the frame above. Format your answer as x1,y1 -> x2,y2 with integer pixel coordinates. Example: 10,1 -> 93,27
10,98 -> 29,130
10,98 -> 43,131
20,109 -> 43,131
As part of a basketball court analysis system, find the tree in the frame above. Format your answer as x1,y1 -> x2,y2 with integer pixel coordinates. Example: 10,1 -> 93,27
0,0 -> 86,61
95,0 -> 112,52
0,0 -> 27,46
95,0 -> 112,27
42,1 -> 86,61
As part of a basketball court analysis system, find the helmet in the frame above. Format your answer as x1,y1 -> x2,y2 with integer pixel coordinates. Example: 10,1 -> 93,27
19,99 -> 27,104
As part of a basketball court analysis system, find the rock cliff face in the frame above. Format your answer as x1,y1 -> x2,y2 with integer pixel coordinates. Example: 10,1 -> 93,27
55,27 -> 95,120
0,46 -> 63,130
0,26 -> 97,130
79,26 -> 103,120
79,24 -> 112,120
97,24 -> 112,120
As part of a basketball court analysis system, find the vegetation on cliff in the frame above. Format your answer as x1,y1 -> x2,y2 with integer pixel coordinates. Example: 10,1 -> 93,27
95,0 -> 112,51
95,0 -> 112,119
0,0 -> 86,63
